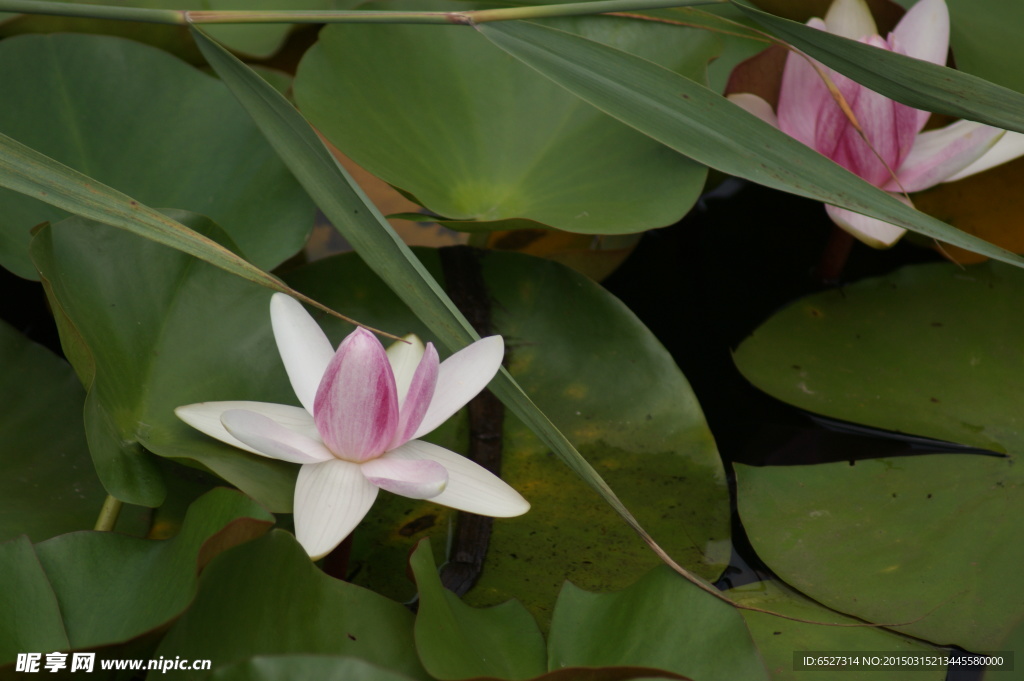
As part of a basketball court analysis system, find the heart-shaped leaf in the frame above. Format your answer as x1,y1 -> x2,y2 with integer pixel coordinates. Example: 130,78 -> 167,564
0,33 -> 311,280
409,539 -> 546,680
734,261 -> 1024,453
736,455 -> 1024,651
294,10 -> 715,234
547,566 -> 769,681
0,537 -> 68,666
31,211 -> 298,508
156,530 -> 428,679
728,579 -> 946,681
15,488 -> 273,653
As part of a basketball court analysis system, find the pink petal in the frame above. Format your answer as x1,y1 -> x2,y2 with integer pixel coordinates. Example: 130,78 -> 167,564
270,293 -> 335,414
945,130 -> 1024,182
825,203 -> 908,248
314,327 -> 399,462
294,459 -> 378,560
824,0 -> 877,40
360,456 -> 448,499
778,19 -> 832,150
890,120 -> 1003,192
387,440 -> 529,517
891,0 -> 949,67
815,37 -> 918,186
221,409 -> 334,464
390,342 -> 439,450
175,401 -> 318,456
727,93 -> 779,128
411,335 -> 504,440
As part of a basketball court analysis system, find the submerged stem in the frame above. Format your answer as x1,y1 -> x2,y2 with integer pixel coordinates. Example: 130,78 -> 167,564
93,495 -> 123,532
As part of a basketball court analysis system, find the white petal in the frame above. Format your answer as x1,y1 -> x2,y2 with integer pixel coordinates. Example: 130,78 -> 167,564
825,203 -> 907,248
388,440 -> 530,517
221,409 -> 334,464
270,293 -> 335,414
824,0 -> 877,40
892,120 -> 1002,192
386,334 -> 425,407
294,459 -> 379,560
412,335 -> 504,440
726,93 -> 779,128
945,130 -> 1024,182
361,455 -> 447,499
175,401 -> 318,456
892,0 -> 949,66
390,343 -> 439,450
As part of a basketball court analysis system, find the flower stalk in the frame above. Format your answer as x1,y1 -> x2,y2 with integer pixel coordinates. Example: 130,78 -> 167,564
93,495 -> 123,532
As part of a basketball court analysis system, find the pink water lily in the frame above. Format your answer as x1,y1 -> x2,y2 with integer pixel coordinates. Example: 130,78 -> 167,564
729,0 -> 1024,247
176,293 -> 529,560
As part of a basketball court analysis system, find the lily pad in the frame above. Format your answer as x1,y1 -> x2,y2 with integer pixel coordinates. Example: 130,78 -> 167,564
946,0 -> 1024,93
547,565 -> 769,681
2,488 -> 272,656
409,539 -> 546,681
735,455 -> 1024,651
0,537 -> 68,666
294,9 -> 715,234
155,530 -> 428,680
0,319 -> 108,543
734,261 -> 1024,453
31,212 -> 298,509
733,261 -> 1024,650
211,656 -> 422,681
727,579 -> 945,681
283,249 -> 730,625
0,33 -> 311,280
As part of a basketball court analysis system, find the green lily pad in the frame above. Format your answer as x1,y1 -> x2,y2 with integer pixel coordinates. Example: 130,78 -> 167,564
0,319 -> 108,542
19,488 -> 272,652
0,536 -> 68,665
284,249 -> 730,626
211,656 -> 422,681
733,261 -> 1024,650
727,579 -> 945,681
294,9 -> 715,234
31,212 -> 298,509
155,530 -> 428,680
547,565 -> 768,681
983,615 -> 1023,680
947,0 -> 1024,93
0,33 -> 311,280
734,261 -> 1024,454
409,539 -> 546,681
736,455 -> 1024,651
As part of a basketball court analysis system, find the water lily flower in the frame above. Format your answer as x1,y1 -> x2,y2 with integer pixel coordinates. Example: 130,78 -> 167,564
176,293 -> 529,560
728,0 -> 1024,248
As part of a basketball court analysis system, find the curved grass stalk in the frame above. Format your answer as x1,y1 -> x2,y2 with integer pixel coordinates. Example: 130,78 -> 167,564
0,132 -> 401,340
0,0 -> 724,25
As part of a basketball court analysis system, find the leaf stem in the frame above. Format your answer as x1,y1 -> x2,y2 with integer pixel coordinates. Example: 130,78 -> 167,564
93,494 -> 123,532
0,0 -> 725,25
